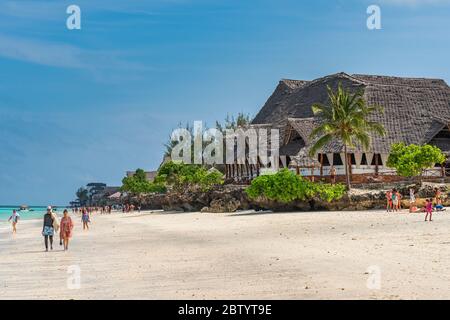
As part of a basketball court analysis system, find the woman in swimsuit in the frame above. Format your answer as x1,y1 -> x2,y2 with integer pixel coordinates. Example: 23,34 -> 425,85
60,210 -> 74,251
8,210 -> 20,234
42,206 -> 55,251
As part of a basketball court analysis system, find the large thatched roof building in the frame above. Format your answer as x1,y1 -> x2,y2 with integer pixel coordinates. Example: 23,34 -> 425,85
226,72 -> 450,183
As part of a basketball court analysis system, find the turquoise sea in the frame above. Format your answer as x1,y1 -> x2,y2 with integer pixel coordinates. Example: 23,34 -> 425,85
0,206 -> 67,222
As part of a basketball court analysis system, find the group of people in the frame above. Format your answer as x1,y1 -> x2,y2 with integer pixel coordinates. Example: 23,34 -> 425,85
42,207 -> 74,251
7,206 -> 86,251
386,187 -> 446,222
386,189 -> 403,212
122,204 -> 140,213
72,206 -> 112,215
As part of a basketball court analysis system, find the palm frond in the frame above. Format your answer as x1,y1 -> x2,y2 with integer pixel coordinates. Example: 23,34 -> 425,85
308,134 -> 332,157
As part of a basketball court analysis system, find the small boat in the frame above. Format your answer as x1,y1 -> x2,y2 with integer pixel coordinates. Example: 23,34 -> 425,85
19,205 -> 29,211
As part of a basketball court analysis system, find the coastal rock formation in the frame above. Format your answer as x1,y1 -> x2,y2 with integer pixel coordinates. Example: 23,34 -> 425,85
137,182 -> 449,213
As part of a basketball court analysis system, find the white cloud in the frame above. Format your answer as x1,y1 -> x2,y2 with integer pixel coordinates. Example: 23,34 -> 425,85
377,0 -> 450,6
0,34 -> 87,68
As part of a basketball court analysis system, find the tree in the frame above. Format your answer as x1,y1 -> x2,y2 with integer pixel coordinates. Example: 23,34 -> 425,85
309,83 -> 385,190
387,143 -> 446,178
121,169 -> 166,195
215,112 -> 252,132
155,161 -> 224,192
76,187 -> 89,206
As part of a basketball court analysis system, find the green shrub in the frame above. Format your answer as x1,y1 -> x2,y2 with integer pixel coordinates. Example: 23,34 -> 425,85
121,169 -> 167,194
387,143 -> 446,177
245,169 -> 346,203
156,161 -> 224,192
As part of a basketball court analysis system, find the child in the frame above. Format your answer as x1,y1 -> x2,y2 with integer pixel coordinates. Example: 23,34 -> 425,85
425,199 -> 433,222
81,208 -> 90,230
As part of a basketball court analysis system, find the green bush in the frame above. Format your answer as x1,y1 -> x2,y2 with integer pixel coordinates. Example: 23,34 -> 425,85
245,169 -> 346,203
121,169 -> 167,194
156,161 -> 224,192
387,143 -> 446,177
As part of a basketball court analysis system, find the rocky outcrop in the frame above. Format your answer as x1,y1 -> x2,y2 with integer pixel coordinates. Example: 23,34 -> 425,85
136,182 -> 449,213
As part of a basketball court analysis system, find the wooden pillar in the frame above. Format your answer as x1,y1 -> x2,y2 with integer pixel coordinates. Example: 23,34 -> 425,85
348,153 -> 352,176
375,154 -> 379,176
245,162 -> 250,180
320,154 -> 324,177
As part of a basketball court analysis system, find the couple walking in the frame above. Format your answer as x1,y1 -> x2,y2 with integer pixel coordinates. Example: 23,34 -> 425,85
42,207 -> 74,251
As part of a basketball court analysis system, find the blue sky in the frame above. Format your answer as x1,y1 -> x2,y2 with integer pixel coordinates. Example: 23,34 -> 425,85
0,0 -> 449,205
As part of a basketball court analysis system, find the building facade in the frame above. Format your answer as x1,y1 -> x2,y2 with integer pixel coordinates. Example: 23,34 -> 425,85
225,73 -> 450,183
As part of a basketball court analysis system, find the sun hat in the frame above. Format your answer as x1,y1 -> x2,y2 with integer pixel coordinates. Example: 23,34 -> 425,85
47,206 -> 52,210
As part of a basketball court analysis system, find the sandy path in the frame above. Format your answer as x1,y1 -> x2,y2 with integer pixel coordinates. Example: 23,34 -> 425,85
1,209 -> 450,300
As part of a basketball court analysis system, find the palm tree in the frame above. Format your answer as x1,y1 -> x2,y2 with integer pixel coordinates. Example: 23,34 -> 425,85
76,187 -> 89,206
309,83 -> 385,190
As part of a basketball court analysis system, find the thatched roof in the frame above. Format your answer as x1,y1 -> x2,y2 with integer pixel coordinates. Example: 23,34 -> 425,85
290,148 -> 320,168
252,72 -> 450,155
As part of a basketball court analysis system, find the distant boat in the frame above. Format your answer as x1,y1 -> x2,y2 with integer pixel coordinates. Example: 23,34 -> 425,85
19,205 -> 29,211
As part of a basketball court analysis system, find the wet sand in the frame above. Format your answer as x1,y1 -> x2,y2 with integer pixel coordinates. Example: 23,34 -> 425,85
1,209 -> 450,299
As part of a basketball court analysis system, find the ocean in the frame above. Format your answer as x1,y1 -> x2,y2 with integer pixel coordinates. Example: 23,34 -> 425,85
0,206 -> 68,222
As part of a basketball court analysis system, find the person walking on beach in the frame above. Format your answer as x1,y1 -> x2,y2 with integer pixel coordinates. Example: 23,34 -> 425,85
50,208 -> 61,245
60,210 -> 74,251
8,210 -> 20,234
425,199 -> 433,222
42,207 -> 55,251
81,208 -> 90,230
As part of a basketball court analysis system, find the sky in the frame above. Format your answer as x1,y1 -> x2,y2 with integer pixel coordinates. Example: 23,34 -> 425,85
0,0 -> 449,205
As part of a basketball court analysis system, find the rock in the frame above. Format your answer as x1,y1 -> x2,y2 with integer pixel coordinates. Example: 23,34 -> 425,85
201,198 -> 240,213
135,181 -> 449,213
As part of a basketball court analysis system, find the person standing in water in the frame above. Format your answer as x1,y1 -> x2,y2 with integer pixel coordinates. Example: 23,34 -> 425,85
81,208 -> 90,230
8,210 -> 20,234
60,210 -> 74,251
42,206 -> 55,251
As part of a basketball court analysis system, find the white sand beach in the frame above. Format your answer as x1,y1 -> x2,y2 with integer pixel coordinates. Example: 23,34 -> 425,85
1,209 -> 450,300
